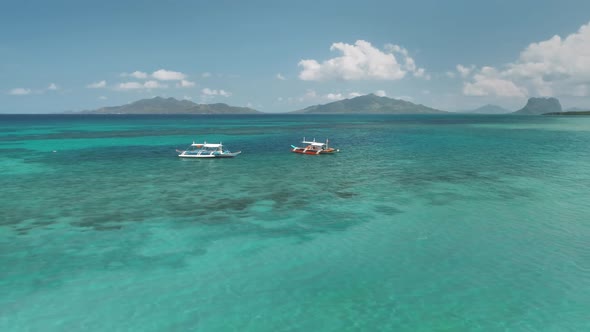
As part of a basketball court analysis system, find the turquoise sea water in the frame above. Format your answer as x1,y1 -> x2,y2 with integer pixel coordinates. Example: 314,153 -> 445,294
1,114 -> 589,331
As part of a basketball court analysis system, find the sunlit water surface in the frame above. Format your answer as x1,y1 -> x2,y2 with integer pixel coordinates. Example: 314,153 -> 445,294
1,114 -> 589,331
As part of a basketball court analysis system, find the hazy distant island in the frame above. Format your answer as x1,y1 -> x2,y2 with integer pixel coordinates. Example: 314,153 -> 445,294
78,94 -> 447,115
563,107 -> 590,113
292,94 -> 446,114
81,97 -> 261,114
456,98 -> 588,115
544,110 -> 590,116
512,97 -> 562,115
459,104 -> 511,114
73,94 -> 589,116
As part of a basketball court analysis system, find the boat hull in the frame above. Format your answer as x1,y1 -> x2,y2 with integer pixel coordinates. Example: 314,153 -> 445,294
290,139 -> 338,155
178,151 -> 241,158
291,147 -> 338,155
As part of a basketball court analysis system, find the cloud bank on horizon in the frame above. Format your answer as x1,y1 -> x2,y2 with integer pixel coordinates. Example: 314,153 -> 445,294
293,21 -> 590,104
81,69 -> 227,102
459,21 -> 590,99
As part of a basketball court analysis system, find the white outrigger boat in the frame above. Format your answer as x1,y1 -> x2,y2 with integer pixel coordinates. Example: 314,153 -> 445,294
291,138 -> 339,155
177,141 -> 241,158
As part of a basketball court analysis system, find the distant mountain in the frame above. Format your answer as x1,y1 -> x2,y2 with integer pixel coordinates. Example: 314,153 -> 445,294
460,104 -> 511,114
292,94 -> 446,114
513,97 -> 562,115
82,97 -> 261,114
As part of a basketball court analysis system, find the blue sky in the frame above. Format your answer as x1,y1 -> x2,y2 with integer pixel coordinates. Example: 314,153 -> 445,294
2,0 -> 590,113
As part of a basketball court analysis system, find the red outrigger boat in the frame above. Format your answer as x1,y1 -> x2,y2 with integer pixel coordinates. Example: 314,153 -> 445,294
291,138 -> 339,155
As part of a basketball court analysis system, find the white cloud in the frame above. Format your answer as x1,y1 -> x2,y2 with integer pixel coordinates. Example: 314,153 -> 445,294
459,21 -> 590,97
133,71 -> 148,79
299,40 -> 426,81
9,84 -> 60,95
375,90 -> 387,97
324,93 -> 344,101
386,45 -> 429,79
177,79 -> 196,88
301,91 -> 368,102
325,92 -> 365,101
113,71 -> 194,90
201,72 -> 211,78
446,71 -> 456,78
117,82 -> 144,90
462,66 -> 527,97
463,75 -> 527,97
413,68 -> 430,79
276,73 -> 286,80
201,88 -> 231,97
87,80 -> 107,89
117,81 -> 167,90
121,71 -> 148,79
152,69 -> 186,81
98,96 -> 107,100
122,70 -> 191,85
183,95 -> 192,100
457,64 -> 474,78
144,80 -> 167,89
385,44 -> 409,56
9,88 -> 31,95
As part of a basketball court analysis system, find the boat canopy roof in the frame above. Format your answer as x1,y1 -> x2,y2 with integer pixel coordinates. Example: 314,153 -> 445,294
301,141 -> 326,146
191,142 -> 223,148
